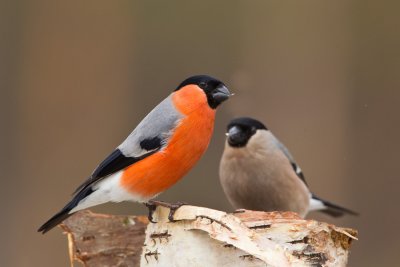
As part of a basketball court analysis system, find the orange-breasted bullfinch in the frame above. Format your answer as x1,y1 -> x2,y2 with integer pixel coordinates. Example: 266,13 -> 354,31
219,117 -> 357,218
38,75 -> 231,233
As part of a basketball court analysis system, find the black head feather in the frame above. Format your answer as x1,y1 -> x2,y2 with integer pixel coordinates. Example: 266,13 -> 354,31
175,75 -> 230,109
226,117 -> 268,147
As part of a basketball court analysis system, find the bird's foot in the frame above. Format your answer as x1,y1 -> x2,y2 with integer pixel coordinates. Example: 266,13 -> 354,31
144,200 -> 188,222
167,201 -> 187,222
144,201 -> 158,223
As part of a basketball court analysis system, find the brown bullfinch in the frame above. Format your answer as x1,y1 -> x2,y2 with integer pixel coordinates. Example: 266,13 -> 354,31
219,117 -> 357,218
38,75 -> 231,233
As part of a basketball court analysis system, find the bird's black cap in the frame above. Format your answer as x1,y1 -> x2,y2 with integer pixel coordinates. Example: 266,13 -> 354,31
175,75 -> 222,91
227,117 -> 267,132
226,117 -> 268,147
175,75 -> 231,109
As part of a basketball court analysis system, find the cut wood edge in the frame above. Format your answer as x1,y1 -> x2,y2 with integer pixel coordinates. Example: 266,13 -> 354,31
151,205 -> 292,266
60,206 -> 357,267
61,210 -> 148,267
143,205 -> 357,267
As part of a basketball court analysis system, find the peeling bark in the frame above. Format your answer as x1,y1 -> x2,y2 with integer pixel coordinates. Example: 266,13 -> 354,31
61,211 -> 148,267
61,206 -> 357,267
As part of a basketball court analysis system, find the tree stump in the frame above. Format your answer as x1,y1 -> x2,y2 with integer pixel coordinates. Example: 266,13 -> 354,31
61,205 -> 357,267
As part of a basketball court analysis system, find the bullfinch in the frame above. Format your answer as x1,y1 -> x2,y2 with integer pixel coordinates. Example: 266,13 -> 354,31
38,75 -> 231,233
219,117 -> 357,218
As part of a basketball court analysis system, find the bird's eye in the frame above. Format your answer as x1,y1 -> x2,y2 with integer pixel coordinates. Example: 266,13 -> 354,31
199,82 -> 207,88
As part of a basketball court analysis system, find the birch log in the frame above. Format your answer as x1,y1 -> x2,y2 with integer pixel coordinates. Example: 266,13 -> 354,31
61,206 -> 357,267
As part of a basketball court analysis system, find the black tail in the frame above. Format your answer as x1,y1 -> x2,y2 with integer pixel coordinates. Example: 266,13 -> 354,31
38,187 -> 93,234
312,195 -> 358,217
37,207 -> 74,234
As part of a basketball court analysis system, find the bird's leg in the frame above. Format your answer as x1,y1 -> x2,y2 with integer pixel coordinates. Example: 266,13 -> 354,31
144,201 -> 158,223
167,201 -> 187,222
144,200 -> 188,222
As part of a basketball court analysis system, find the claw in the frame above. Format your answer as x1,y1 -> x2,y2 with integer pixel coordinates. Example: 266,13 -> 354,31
144,202 -> 158,223
168,201 -> 187,222
144,200 -> 188,222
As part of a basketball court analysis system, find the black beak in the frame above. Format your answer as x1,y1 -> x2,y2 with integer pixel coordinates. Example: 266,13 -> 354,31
211,85 -> 231,104
227,126 -> 247,147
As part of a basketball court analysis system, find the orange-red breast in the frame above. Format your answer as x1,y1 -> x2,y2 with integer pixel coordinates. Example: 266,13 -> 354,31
38,75 -> 231,233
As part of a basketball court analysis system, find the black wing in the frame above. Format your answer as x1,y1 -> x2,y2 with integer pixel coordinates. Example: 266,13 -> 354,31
73,136 -> 162,194
38,138 -> 162,234
290,162 -> 308,186
275,138 -> 308,186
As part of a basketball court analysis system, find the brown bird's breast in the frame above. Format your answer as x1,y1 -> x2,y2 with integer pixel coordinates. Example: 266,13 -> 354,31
220,133 -> 310,217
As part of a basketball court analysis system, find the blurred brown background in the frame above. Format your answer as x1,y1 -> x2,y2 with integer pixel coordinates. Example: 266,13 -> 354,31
1,0 -> 399,266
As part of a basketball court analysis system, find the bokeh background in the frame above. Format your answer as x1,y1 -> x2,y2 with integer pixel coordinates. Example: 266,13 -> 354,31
1,1 -> 399,266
